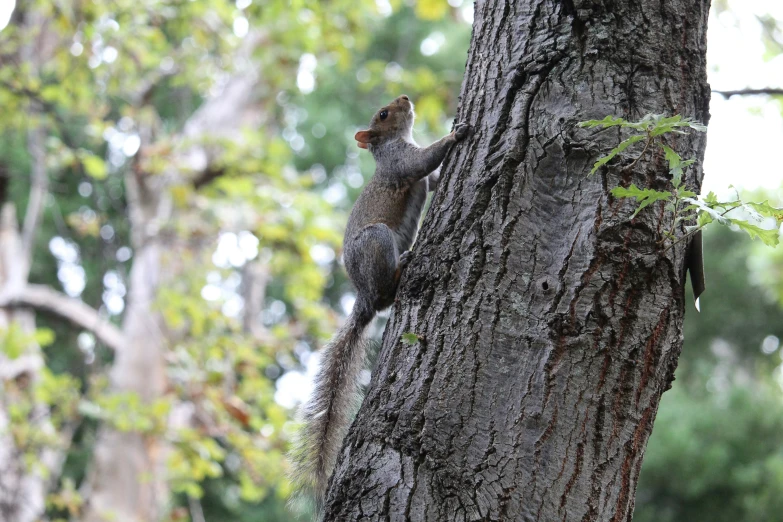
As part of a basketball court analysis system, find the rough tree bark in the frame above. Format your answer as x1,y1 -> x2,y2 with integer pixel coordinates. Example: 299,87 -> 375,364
325,1 -> 710,521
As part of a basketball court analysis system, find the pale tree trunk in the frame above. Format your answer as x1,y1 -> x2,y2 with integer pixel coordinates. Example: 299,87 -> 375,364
325,1 -> 711,520
0,148 -> 123,522
0,10 -> 64,515
82,34 -> 268,522
0,203 -> 50,522
80,168 -> 170,521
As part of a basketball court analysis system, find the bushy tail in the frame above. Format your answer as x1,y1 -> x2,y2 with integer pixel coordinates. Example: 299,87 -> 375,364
288,297 -> 375,514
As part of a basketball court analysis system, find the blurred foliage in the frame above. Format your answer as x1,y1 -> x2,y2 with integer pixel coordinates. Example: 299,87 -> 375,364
637,383 -> 783,522
636,221 -> 783,521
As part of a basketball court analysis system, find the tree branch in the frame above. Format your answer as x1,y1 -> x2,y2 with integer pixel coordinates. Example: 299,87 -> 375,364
713,88 -> 783,98
175,30 -> 267,189
0,285 -> 126,352
191,165 -> 226,190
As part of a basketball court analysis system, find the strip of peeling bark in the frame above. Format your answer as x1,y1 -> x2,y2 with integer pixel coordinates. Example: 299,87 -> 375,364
0,109 -> 61,522
324,1 -> 711,520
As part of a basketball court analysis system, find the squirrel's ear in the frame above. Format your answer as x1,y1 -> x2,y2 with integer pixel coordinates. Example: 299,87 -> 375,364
354,130 -> 374,147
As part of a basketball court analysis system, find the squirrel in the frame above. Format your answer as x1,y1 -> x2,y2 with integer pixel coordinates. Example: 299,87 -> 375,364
289,94 -> 468,512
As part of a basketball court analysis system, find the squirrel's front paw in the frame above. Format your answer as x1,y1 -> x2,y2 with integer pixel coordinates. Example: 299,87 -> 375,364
453,123 -> 469,141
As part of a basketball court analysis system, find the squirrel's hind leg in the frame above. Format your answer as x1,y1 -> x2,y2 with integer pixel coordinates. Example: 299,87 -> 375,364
345,223 -> 403,311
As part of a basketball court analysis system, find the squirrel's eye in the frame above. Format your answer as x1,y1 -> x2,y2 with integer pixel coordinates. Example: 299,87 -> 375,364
379,110 -> 388,121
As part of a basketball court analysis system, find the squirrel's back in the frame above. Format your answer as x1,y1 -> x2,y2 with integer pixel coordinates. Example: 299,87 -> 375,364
345,175 -> 428,256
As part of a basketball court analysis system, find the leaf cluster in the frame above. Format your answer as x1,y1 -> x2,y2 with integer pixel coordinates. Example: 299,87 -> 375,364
579,114 -> 706,175
580,114 -> 782,249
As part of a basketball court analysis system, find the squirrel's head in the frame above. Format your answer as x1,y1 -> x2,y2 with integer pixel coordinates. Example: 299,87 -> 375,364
354,95 -> 414,150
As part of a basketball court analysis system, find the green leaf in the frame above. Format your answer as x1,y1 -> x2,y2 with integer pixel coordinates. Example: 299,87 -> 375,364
730,219 -> 780,247
415,0 -> 450,20
34,328 -> 55,347
578,115 -> 629,129
611,184 -> 672,218
79,151 -> 107,180
579,114 -> 705,137
1,325 -> 24,360
662,145 -> 681,168
653,114 -> 682,127
700,194 -> 741,210
662,145 -> 683,187
681,120 -> 708,132
77,401 -> 103,419
650,115 -> 708,136
401,332 -> 420,345
745,200 -> 783,224
40,85 -> 65,104
697,210 -> 713,228
589,134 -> 646,175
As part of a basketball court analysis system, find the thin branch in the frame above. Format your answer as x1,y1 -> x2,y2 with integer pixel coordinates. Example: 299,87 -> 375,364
192,165 -> 226,190
661,226 -> 702,255
0,285 -> 126,352
713,88 -> 783,98
623,133 -> 652,172
16,7 -> 57,285
188,495 -> 206,522
661,204 -> 741,254
44,421 -> 80,495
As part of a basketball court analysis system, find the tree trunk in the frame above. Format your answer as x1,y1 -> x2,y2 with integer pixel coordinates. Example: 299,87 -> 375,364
81,35 -> 267,522
0,42 -> 62,519
0,204 -> 51,522
325,1 -> 711,520
81,177 -> 170,522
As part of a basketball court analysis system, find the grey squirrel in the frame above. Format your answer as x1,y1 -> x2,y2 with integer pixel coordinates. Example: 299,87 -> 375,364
289,94 -> 468,511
